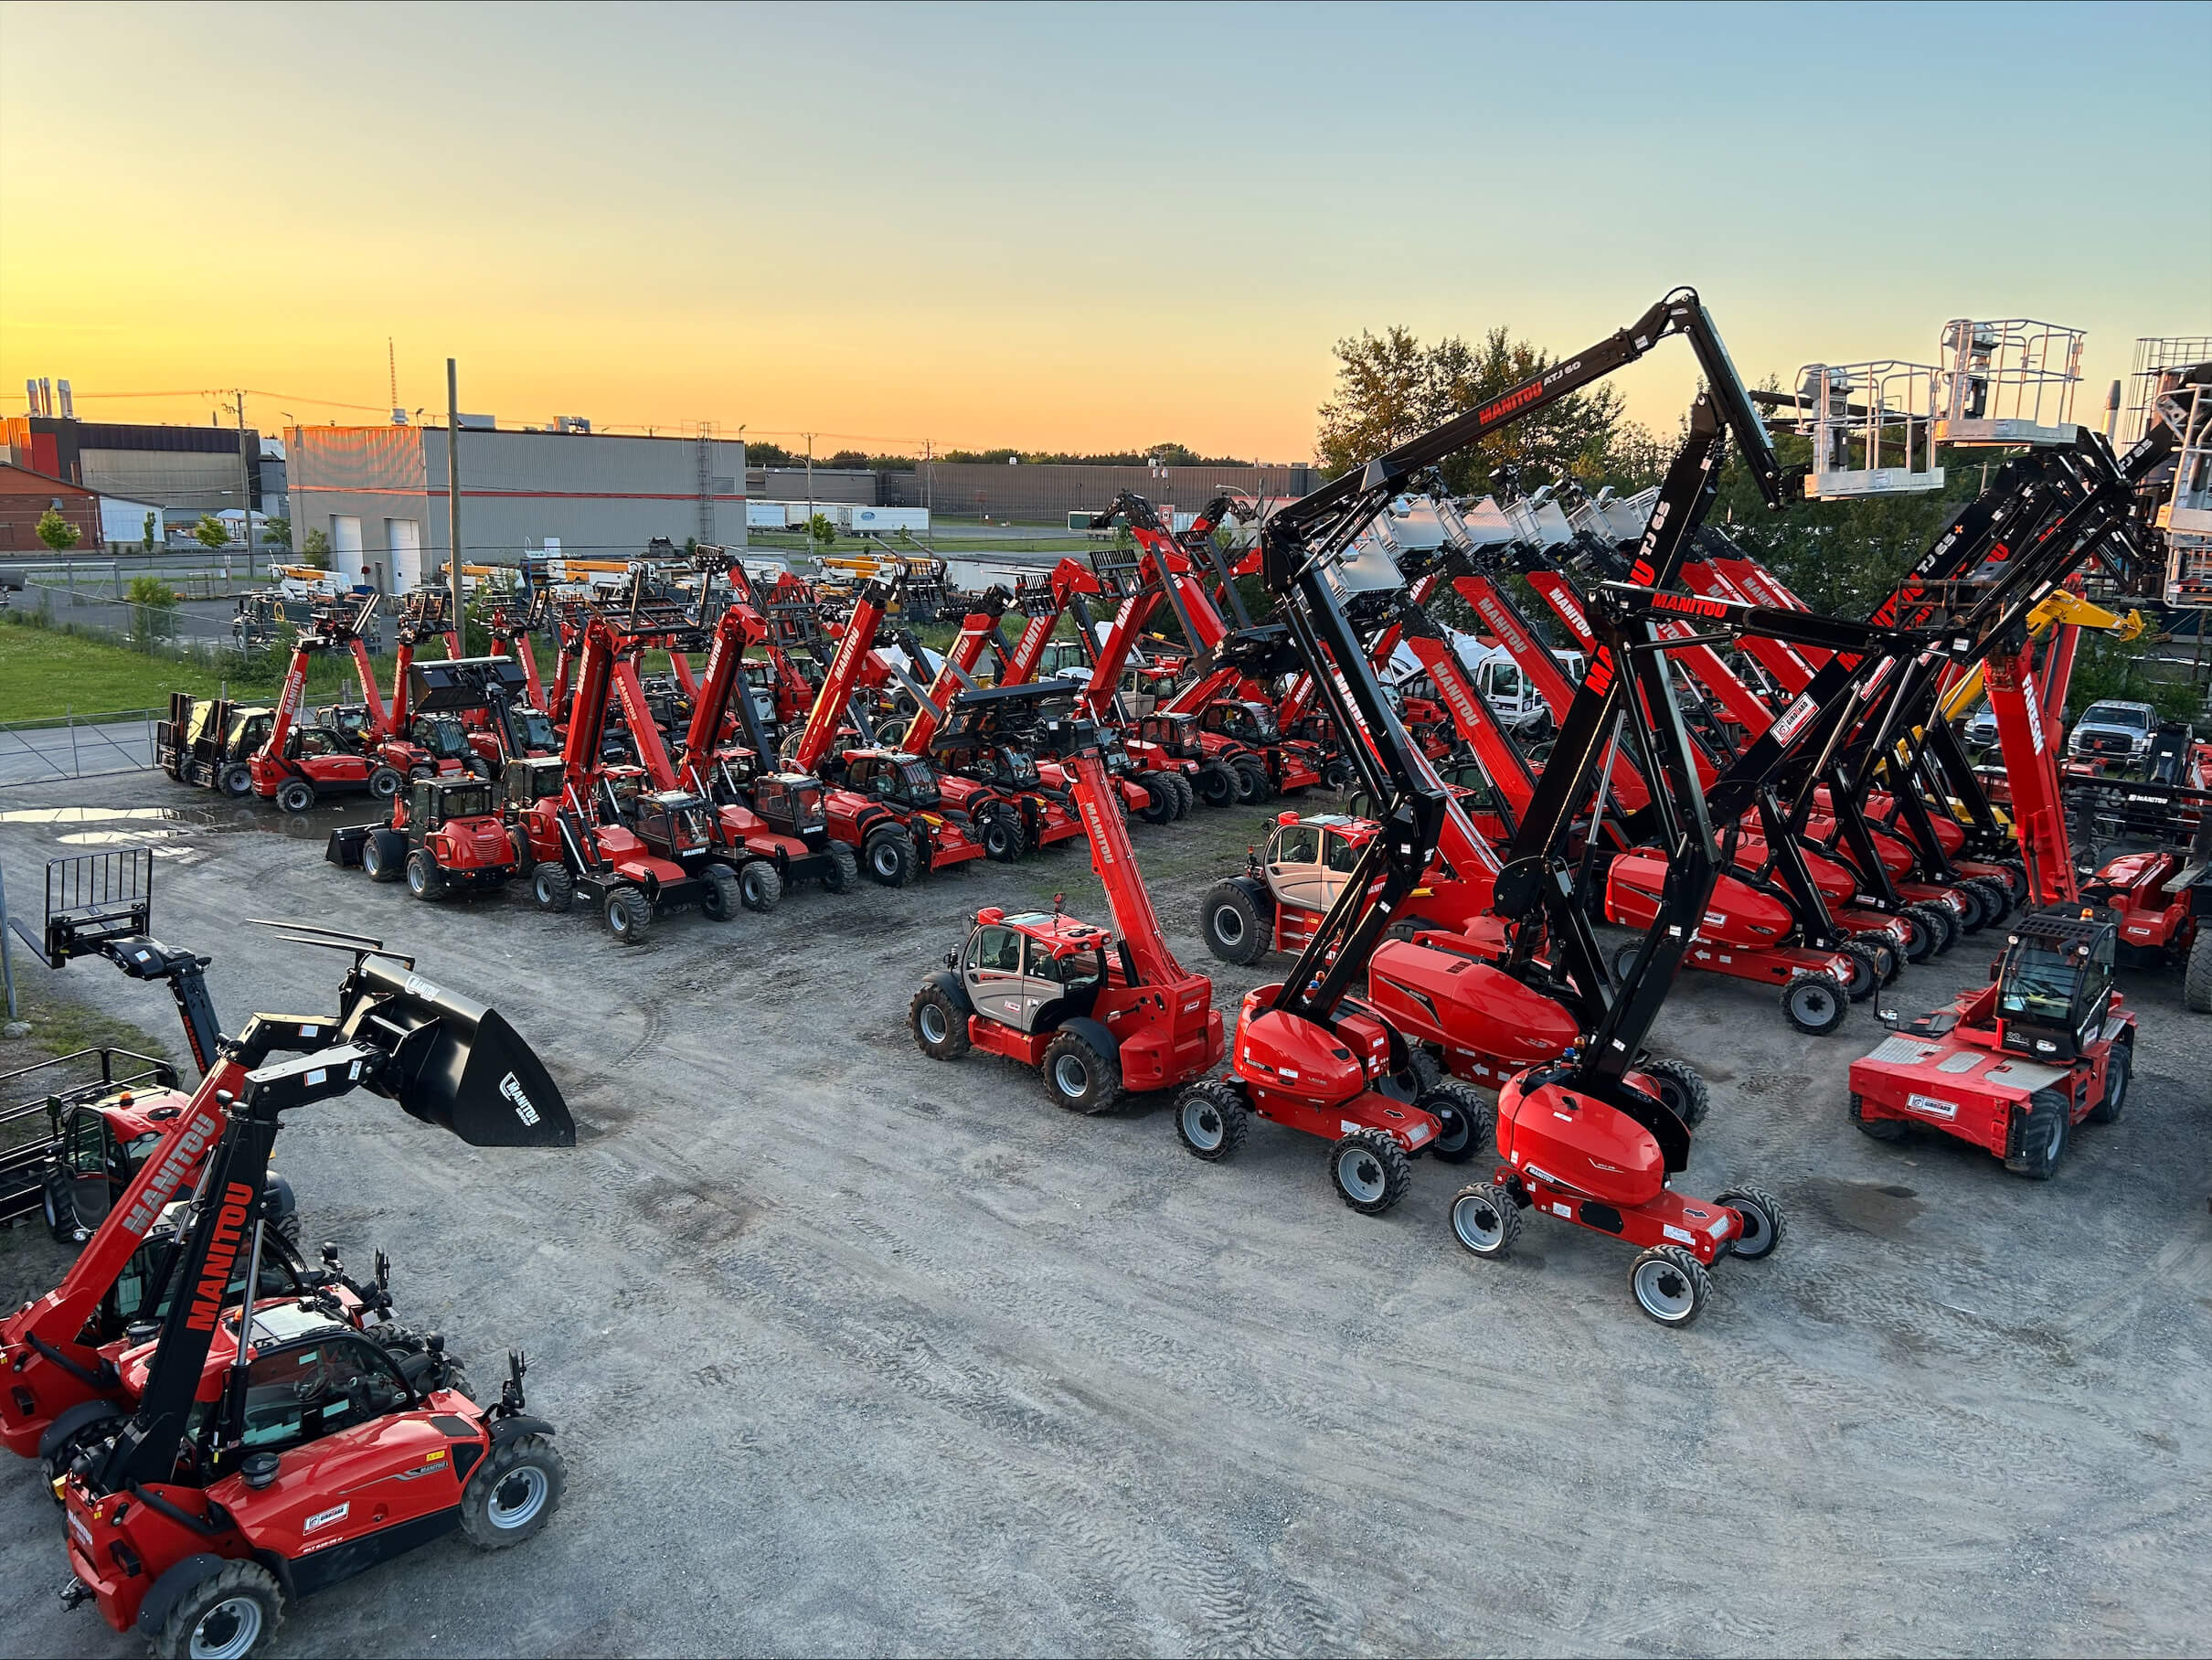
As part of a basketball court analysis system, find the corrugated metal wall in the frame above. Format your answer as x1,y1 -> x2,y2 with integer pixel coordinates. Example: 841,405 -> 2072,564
746,467 -> 877,506
880,463 -> 1316,522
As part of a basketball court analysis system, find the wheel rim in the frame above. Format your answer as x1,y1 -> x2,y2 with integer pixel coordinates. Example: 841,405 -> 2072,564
918,1002 -> 947,1045
2046,1112 -> 2065,1163
871,843 -> 898,878
1434,1108 -> 1468,1154
1792,982 -> 1837,1025
742,868 -> 767,903
1633,1258 -> 1697,1321
2110,1064 -> 2127,1111
488,1463 -> 549,1528
1452,1191 -> 1505,1251
1733,1204 -> 1771,1254
610,900 -> 631,933
1845,952 -> 1873,996
1182,1100 -> 1223,1150
1337,1145 -> 1387,1203
1211,905 -> 1245,946
408,865 -> 425,895
535,871 -> 555,904
190,1596 -> 263,1660
1052,1053 -> 1090,1099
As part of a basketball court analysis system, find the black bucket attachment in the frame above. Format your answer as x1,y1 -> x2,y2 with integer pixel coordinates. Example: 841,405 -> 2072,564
345,955 -> 574,1146
325,825 -> 371,867
410,657 -> 529,713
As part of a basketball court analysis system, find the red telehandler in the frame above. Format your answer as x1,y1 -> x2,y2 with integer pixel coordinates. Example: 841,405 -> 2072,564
1845,423 -> 2179,1175
55,933 -> 573,1660
779,576 -> 988,883
907,714 -> 1225,1111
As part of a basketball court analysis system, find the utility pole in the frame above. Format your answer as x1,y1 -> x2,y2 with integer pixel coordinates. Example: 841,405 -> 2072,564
446,358 -> 463,637
804,432 -> 815,561
230,389 -> 250,588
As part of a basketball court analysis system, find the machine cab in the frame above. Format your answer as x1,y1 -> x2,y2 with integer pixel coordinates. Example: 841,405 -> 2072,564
846,750 -> 942,809
226,709 -> 274,761
504,755 -> 566,811
409,714 -> 473,766
320,705 -> 377,750
959,907 -> 1108,1033
58,1096 -> 170,1235
1204,700 -> 1279,745
633,790 -> 718,857
411,776 -> 498,835
754,772 -> 828,838
1994,908 -> 2119,1062
1137,713 -> 1199,757
1258,813 -> 1368,913
509,708 -> 558,756
990,747 -> 1041,790
104,1203 -> 305,1338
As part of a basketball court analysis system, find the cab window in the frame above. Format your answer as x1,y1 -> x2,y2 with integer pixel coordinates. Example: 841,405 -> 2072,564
1029,943 -> 1101,989
1323,831 -> 1361,874
295,728 -> 337,757
239,1335 -> 410,1451
1487,662 -> 1522,699
1273,824 -> 1321,865
67,1112 -> 112,1177
973,926 -> 1022,974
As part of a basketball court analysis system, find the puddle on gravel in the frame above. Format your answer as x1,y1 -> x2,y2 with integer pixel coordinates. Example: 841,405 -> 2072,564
1801,1176 -> 1924,1240
0,805 -> 207,825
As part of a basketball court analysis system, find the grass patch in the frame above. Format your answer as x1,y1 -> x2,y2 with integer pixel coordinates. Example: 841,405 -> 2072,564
0,613 -> 392,722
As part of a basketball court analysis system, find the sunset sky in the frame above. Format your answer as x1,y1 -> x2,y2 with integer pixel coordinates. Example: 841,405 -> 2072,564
3,1 -> 2206,460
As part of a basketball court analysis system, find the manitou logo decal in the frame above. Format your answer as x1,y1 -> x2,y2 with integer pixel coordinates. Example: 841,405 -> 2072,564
186,1183 -> 259,1332
1583,646 -> 1617,696
276,660 -> 307,726
1544,584 -> 1592,637
499,1072 -> 541,1127
119,1106 -> 222,1236
2023,690 -> 2046,754
1079,798 -> 1114,866
1477,380 -> 1546,425
1650,591 -> 1731,622
1473,595 -> 1532,657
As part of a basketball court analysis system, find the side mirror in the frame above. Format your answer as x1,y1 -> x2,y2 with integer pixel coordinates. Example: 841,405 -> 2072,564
943,951 -> 958,971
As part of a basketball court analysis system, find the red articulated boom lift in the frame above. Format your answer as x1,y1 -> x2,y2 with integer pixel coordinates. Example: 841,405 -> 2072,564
907,712 -> 1225,1112
1175,288 -> 1796,1248
55,931 -> 573,1660
781,577 -> 988,884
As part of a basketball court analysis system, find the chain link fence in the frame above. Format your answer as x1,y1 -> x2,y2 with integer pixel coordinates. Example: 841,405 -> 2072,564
0,709 -> 164,787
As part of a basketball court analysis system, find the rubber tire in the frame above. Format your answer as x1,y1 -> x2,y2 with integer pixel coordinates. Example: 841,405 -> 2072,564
1136,772 -> 1176,825
1640,1057 -> 1710,1128
1895,908 -> 1936,964
820,841 -> 858,892
1449,1183 -> 1519,1258
400,849 -> 442,902
1951,882 -> 1990,934
1231,759 -> 1269,805
531,861 -> 574,914
1838,942 -> 1882,1003
218,761 -> 254,798
2184,931 -> 2212,1013
2086,1043 -> 2129,1124
604,885 -> 653,944
368,765 -> 402,801
364,828 -> 407,883
153,1559 -> 283,1660
1175,1080 -> 1248,1160
1968,877 -> 2012,924
980,809 -> 1026,864
1852,931 -> 1903,986
864,830 -> 919,888
1629,1245 -> 1711,1328
739,860 -> 782,912
1912,900 -> 1958,955
458,1432 -> 565,1550
1323,756 -> 1354,792
699,864 -> 741,921
1716,1184 -> 1787,1261
1040,1030 -> 1122,1113
1329,1128 -> 1410,1216
1166,772 -> 1194,819
1781,971 -> 1847,1036
1611,939 -> 1642,984
1201,880 -> 1269,966
908,983 -> 972,1059
1849,1090 -> 1909,1142
1417,1080 -> 1490,1165
41,1168 -> 74,1240
2006,1087 -> 2069,1180
1195,762 -> 1239,808
275,779 -> 315,814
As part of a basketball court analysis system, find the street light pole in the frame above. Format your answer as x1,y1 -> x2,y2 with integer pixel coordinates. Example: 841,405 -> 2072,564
446,358 -> 463,638
230,389 -> 251,589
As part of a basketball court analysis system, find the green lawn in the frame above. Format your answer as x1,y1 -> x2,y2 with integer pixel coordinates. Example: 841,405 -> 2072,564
0,619 -> 372,722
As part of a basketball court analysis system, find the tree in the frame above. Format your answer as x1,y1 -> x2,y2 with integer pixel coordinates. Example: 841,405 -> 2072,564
34,506 -> 80,554
808,512 -> 837,552
824,449 -> 868,467
1314,325 -> 1640,496
191,515 -> 231,551
142,512 -> 158,554
124,575 -> 180,645
300,527 -> 333,571
260,516 -> 291,548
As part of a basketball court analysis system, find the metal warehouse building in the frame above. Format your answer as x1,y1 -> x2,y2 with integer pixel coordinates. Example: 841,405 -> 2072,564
288,424 -> 748,592
884,462 -> 1320,524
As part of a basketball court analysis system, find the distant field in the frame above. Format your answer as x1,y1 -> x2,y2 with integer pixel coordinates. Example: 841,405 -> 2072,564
0,620 -> 368,722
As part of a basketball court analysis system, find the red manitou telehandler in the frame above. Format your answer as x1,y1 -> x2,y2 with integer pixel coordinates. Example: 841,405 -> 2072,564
238,602 -> 405,814
907,715 -> 1225,1111
1845,424 -> 2176,1175
0,858 -> 449,1492
888,596 -> 1080,857
781,576 -> 988,883
55,935 -> 574,1660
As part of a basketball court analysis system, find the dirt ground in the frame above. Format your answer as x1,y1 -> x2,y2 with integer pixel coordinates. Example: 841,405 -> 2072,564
3,772 -> 2207,1658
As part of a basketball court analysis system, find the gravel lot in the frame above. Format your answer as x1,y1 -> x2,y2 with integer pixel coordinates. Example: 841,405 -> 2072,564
3,771 -> 2207,1657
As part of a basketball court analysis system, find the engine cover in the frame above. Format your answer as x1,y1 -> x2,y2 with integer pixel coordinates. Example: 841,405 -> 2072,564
1496,1074 -> 1665,1210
